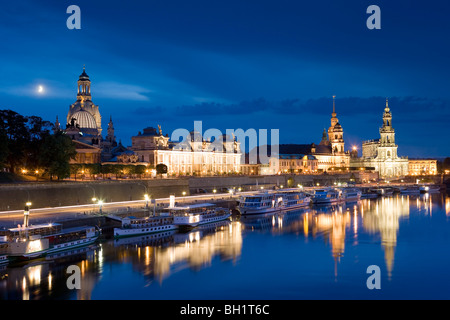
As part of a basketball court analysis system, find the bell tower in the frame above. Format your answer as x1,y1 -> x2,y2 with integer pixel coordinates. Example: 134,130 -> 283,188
77,65 -> 91,103
327,96 -> 345,154
378,98 -> 398,161
380,98 -> 395,146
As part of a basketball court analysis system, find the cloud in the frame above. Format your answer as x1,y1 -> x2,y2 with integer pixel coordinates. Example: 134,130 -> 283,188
149,96 -> 450,119
94,82 -> 152,101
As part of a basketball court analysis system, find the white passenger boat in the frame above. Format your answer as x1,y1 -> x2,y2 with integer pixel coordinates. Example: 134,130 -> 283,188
46,226 -> 100,254
311,188 -> 342,205
238,193 -> 281,215
167,203 -> 232,230
0,241 -> 9,265
339,187 -> 361,202
277,191 -> 311,211
114,215 -> 177,238
1,207 -> 101,261
3,223 -> 100,260
400,185 -> 421,195
419,185 -> 441,193
360,188 -> 379,199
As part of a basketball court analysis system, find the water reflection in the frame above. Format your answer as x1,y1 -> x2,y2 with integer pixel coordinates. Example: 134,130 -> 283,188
106,220 -> 242,285
361,195 -> 410,278
0,245 -> 99,300
1,192 -> 448,299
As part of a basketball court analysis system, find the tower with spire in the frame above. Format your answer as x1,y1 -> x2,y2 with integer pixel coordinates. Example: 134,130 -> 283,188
351,98 -> 408,178
327,95 -> 345,155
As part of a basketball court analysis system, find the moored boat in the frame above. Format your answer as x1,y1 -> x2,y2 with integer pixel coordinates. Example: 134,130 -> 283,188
238,193 -> 280,215
400,185 -> 421,194
277,191 -> 311,211
166,203 -> 231,230
1,206 -> 100,261
46,225 -> 100,253
339,187 -> 362,202
114,215 -> 177,238
419,184 -> 441,193
360,187 -> 379,199
311,188 -> 342,205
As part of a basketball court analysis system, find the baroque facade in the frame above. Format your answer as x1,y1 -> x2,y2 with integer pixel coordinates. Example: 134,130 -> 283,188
350,99 -> 408,178
131,127 -> 242,175
257,96 -> 350,175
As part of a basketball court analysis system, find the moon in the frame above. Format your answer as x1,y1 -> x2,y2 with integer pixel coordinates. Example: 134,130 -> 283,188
37,85 -> 44,94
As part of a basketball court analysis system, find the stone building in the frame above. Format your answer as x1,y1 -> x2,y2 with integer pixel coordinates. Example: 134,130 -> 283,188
131,127 -> 242,175
57,67 -> 117,163
408,159 -> 437,175
350,99 -> 408,178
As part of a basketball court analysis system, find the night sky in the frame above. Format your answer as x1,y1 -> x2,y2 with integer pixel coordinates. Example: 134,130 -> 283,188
1,0 -> 449,157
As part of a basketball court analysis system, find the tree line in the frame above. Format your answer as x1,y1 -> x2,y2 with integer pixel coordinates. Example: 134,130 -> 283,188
70,163 -> 155,180
0,109 -> 76,180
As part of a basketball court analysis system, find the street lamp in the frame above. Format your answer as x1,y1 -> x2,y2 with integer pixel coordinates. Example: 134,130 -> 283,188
144,194 -> 150,209
24,202 -> 32,229
98,200 -> 103,214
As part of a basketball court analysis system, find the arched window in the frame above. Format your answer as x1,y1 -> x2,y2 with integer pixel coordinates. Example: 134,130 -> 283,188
387,151 -> 391,158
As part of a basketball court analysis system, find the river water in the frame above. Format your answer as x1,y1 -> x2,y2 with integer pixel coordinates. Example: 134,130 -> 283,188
1,192 -> 449,300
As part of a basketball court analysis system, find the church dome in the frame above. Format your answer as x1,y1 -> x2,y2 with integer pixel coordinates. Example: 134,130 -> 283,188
79,67 -> 90,81
72,110 -> 97,129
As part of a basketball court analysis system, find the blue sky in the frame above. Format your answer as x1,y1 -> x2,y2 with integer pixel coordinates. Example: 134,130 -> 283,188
1,0 -> 449,157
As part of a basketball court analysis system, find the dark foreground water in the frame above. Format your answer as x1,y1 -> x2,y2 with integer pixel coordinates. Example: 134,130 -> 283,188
1,192 -> 450,300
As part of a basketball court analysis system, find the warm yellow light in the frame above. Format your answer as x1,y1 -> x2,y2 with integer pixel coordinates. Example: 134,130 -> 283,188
22,169 -> 27,174
144,194 -> 149,200
26,202 -> 32,206
92,197 -> 97,202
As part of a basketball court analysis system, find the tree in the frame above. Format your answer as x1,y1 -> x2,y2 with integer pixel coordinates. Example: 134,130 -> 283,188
0,130 -> 8,170
443,158 -> 450,171
135,165 -> 146,178
0,110 -> 53,173
0,110 -> 29,173
156,163 -> 168,175
70,164 -> 83,180
39,132 -> 76,180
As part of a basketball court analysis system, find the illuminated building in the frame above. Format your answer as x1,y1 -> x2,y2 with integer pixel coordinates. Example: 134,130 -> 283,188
58,67 -> 117,163
350,99 -> 409,178
131,128 -> 241,175
408,159 -> 437,175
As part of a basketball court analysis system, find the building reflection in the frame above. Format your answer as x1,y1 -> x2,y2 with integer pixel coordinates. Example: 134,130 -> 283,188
446,196 -> 450,217
110,220 -> 242,285
362,195 -> 410,278
310,205 -> 352,278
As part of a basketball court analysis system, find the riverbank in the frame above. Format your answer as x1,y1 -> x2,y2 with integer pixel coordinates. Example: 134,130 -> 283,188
1,172 -> 445,210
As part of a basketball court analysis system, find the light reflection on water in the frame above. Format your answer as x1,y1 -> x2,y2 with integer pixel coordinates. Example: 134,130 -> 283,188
1,192 -> 449,300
